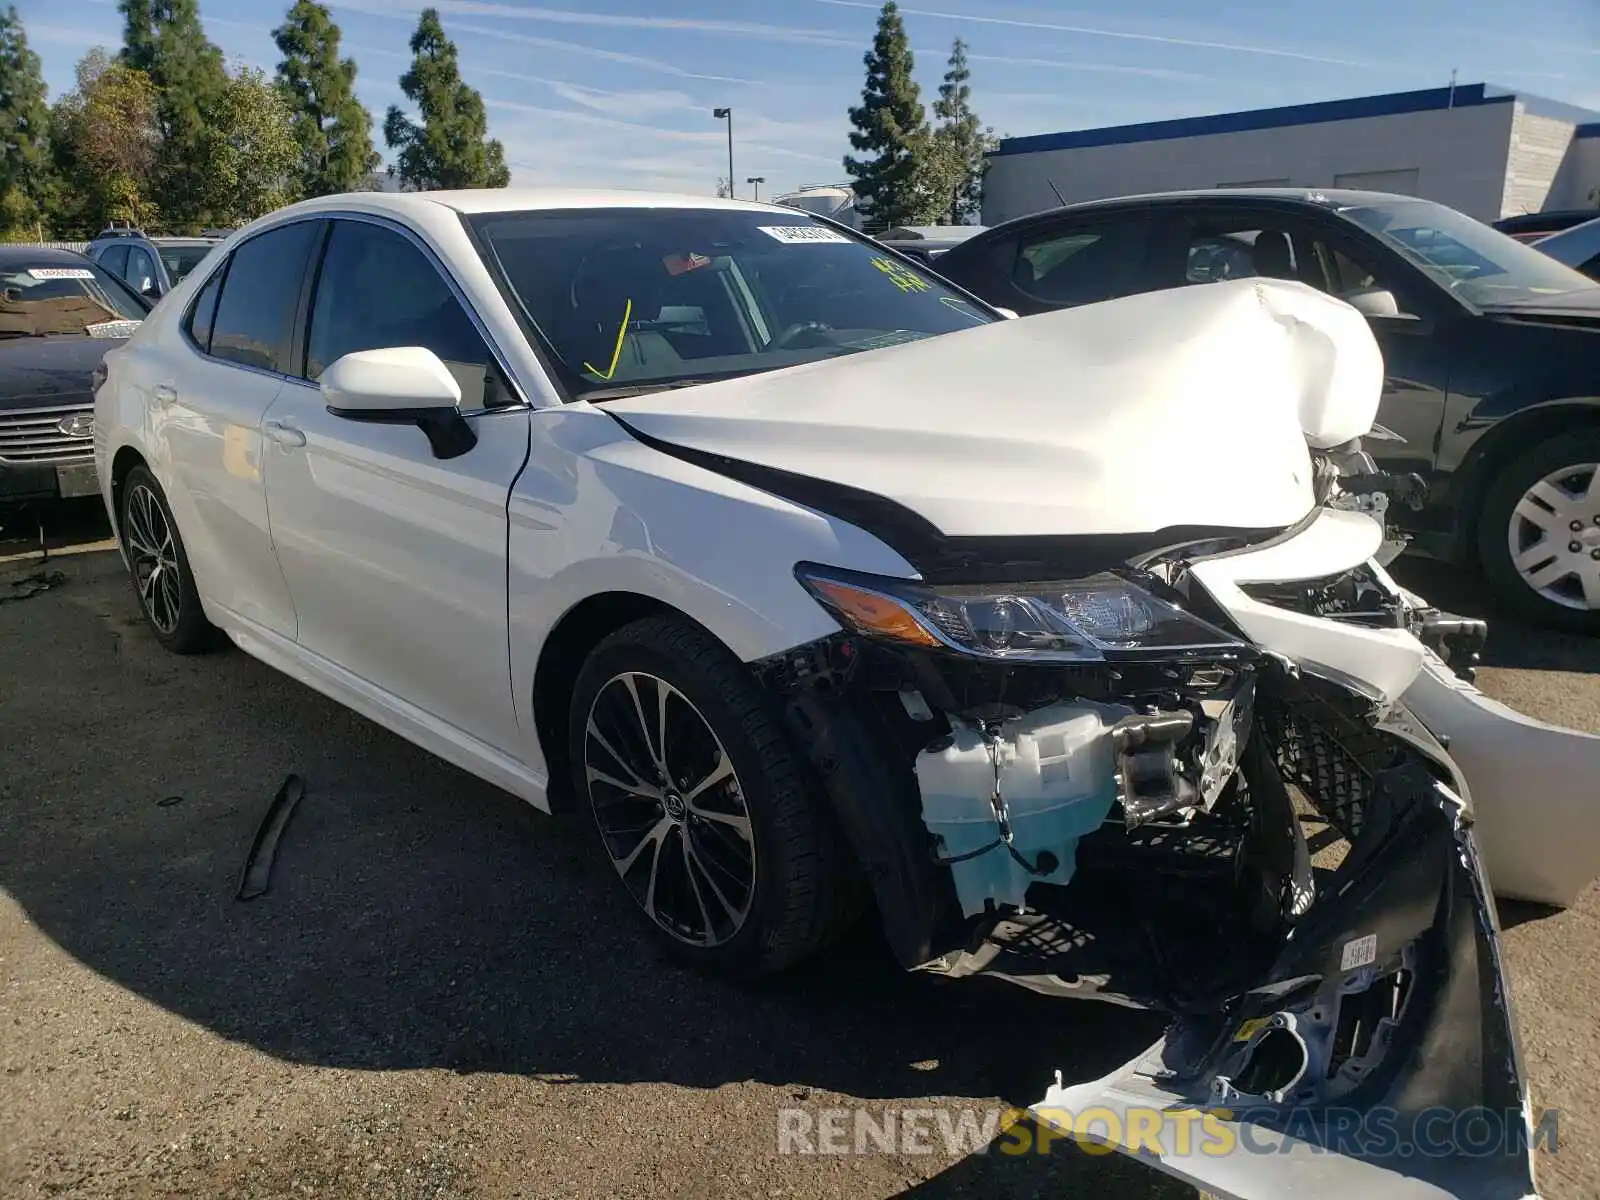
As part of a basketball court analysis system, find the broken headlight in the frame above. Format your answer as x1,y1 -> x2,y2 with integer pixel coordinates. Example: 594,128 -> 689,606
795,564 -> 1247,662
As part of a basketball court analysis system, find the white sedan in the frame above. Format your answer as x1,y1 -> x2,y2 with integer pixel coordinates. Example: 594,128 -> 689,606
95,187 -> 1588,1198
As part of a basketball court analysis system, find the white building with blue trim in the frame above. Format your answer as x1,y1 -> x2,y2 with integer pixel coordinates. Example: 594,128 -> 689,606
982,83 -> 1600,227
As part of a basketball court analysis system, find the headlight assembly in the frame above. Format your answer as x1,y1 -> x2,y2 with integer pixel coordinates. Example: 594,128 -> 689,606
795,563 -> 1247,662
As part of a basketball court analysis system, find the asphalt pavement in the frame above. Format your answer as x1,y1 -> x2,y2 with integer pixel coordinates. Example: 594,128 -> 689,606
1,502 -> 1596,1199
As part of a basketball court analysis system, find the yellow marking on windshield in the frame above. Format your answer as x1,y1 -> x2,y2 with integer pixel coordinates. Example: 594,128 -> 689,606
583,297 -> 633,380
869,256 -> 932,293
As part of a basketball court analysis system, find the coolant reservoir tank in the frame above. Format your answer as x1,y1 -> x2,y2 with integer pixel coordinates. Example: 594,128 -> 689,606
915,701 -> 1128,917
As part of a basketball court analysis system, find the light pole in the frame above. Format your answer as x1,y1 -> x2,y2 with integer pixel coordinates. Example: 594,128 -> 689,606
746,176 -> 765,202
713,107 -> 734,199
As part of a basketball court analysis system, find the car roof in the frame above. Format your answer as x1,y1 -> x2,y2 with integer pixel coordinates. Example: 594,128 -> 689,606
269,187 -> 807,222
976,187 -> 1432,237
0,245 -> 95,267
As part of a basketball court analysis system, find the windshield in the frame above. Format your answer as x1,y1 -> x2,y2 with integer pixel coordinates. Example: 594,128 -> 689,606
157,243 -> 214,285
468,207 -> 995,399
0,261 -> 146,338
1337,197 -> 1597,307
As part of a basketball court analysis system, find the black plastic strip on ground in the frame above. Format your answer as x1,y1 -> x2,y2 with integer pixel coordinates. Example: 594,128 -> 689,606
236,774 -> 306,901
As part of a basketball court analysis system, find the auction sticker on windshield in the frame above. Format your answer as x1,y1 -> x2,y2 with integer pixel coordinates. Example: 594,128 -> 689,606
26,267 -> 96,280
758,225 -> 851,244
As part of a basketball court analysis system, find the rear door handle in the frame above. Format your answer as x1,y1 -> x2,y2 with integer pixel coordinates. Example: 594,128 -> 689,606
153,382 -> 178,405
263,419 -> 307,448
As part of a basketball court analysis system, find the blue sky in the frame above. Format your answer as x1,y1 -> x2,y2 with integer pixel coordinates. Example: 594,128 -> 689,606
16,0 -> 1600,198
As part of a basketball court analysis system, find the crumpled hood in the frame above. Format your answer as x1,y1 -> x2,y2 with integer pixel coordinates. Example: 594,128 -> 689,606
603,278 -> 1383,539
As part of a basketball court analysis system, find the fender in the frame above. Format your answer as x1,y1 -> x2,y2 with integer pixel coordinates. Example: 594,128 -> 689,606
506,405 -> 918,780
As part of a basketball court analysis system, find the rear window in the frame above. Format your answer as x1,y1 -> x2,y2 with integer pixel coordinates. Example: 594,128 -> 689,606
0,261 -> 146,338
468,208 -> 994,399
158,243 -> 214,285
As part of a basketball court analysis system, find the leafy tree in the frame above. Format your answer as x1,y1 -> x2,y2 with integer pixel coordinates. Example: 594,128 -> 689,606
118,0 -> 230,230
49,48 -> 161,232
384,8 -> 509,190
0,8 -> 53,236
205,67 -> 298,224
843,1 -> 928,230
927,39 -> 993,224
273,0 -> 379,197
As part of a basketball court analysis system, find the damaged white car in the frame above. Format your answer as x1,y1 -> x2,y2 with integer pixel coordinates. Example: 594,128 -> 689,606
95,191 -> 1599,1199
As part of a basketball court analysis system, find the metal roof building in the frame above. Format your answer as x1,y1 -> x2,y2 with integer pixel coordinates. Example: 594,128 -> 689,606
982,83 -> 1600,227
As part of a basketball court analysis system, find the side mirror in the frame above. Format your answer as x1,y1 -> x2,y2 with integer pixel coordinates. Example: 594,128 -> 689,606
321,346 -> 477,459
138,277 -> 158,298
1341,287 -> 1403,319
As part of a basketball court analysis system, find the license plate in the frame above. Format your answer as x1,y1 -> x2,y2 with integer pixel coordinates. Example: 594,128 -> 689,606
56,463 -> 100,498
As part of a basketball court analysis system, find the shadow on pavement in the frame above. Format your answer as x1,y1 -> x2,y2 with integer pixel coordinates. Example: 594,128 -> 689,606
0,496 -> 114,559
0,552 -> 1166,1120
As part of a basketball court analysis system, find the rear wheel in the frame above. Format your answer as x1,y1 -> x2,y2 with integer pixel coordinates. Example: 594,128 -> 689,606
568,616 -> 849,977
119,465 -> 222,653
1478,430 -> 1600,634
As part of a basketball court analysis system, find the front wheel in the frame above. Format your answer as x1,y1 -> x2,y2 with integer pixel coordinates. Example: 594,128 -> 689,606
567,616 -> 850,978
1478,430 -> 1600,633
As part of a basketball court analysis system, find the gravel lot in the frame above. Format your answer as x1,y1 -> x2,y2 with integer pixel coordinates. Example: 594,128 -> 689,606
2,501 -> 1597,1199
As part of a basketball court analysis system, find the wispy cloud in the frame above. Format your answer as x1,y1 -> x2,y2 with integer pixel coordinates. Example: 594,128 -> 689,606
331,0 -> 856,49
814,0 -> 1381,69
961,50 -> 1216,83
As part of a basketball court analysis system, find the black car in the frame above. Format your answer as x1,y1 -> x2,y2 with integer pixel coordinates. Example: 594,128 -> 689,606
935,188 -> 1600,631
0,246 -> 149,506
1492,209 -> 1598,244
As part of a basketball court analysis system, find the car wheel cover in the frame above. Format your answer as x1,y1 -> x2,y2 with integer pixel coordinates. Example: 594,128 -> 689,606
583,671 -> 756,948
1506,462 -> 1600,610
125,482 -> 183,635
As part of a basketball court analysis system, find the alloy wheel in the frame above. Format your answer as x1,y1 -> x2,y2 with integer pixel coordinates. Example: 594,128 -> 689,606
583,671 -> 756,947
1506,463 -> 1600,611
124,482 -> 182,635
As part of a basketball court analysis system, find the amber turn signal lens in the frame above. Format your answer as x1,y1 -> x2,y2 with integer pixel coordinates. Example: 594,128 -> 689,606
808,579 -> 942,648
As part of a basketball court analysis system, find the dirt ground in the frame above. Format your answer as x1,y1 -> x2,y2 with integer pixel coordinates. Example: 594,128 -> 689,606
2,502 -> 1598,1199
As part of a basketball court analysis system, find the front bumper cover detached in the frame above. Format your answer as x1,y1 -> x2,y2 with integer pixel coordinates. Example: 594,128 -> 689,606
1035,704 -> 1536,1200
763,638 -> 1537,1200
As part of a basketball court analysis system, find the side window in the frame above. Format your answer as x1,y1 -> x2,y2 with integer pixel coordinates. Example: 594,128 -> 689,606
1183,223 -> 1307,284
99,244 -> 129,278
1320,243 -> 1422,318
306,219 -> 498,407
185,267 -> 225,352
1011,220 -> 1151,307
126,246 -> 157,295
209,221 -> 321,373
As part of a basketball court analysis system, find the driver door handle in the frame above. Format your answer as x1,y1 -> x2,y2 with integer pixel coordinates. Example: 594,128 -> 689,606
263,419 -> 307,449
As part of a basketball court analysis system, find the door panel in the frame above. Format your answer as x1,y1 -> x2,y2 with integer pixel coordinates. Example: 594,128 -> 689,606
262,382 -> 530,752
260,216 -> 530,752
151,222 -> 322,639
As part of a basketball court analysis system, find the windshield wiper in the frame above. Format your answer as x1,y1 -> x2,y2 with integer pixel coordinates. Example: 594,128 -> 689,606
574,374 -> 751,402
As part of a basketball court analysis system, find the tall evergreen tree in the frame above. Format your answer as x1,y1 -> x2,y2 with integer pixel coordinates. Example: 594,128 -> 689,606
118,0 -> 230,229
843,1 -> 928,230
929,39 -> 992,224
383,8 -> 509,190
0,7 -> 53,235
273,0 -> 378,197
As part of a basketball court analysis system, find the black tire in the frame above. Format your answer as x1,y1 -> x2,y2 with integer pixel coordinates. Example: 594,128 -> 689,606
119,465 -> 223,653
568,615 -> 852,978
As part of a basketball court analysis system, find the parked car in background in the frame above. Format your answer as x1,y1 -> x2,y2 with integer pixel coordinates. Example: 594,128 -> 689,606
935,188 -> 1600,631
1492,209 -> 1598,244
1532,214 -> 1600,280
0,246 -> 147,506
85,226 -> 221,301
874,224 -> 986,264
